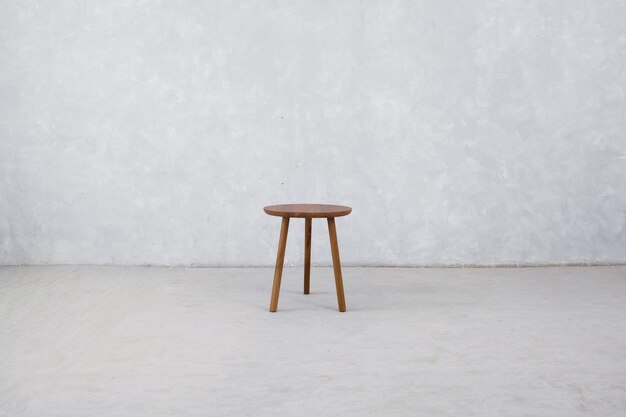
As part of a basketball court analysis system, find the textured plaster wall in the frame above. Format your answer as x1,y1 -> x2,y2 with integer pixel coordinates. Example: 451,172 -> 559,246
1,1 -> 625,266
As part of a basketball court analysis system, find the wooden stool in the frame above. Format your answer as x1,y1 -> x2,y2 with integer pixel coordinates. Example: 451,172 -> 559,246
264,204 -> 352,312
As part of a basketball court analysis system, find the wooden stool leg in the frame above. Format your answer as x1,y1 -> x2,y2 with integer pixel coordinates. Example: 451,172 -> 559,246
327,217 -> 346,312
304,218 -> 312,294
269,217 -> 289,312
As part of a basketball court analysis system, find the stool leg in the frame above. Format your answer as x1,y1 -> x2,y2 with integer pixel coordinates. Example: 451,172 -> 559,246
327,217 -> 347,312
270,217 -> 289,312
304,218 -> 312,294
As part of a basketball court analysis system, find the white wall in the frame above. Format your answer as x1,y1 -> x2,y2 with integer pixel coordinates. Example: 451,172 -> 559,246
1,1 -> 625,266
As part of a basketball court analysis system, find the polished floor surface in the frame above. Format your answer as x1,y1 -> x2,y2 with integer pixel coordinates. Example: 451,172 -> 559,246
1,266 -> 625,416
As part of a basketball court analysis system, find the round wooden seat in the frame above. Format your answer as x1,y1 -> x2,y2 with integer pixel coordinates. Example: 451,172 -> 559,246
264,204 -> 352,218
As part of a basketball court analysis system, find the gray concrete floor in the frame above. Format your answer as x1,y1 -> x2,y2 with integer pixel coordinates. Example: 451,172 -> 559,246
0,266 -> 625,417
